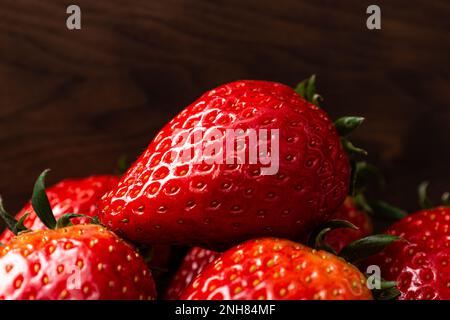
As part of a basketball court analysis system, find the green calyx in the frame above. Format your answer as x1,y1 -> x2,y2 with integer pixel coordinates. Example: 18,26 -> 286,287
370,279 -> 401,300
294,75 -> 366,158
0,198 -> 30,235
308,219 -> 358,255
352,161 -> 385,195
349,161 -> 385,210
339,234 -> 403,264
341,138 -> 368,157
334,117 -> 365,137
369,200 -> 407,221
353,193 -> 373,215
31,169 -> 57,229
0,169 -> 101,236
418,181 -> 449,209
295,74 -> 322,106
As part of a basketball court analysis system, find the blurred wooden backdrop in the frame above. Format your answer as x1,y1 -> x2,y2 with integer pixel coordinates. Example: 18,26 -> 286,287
0,0 -> 449,224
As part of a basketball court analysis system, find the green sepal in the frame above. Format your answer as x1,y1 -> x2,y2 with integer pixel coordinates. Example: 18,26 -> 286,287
369,200 -> 408,221
308,219 -> 358,255
0,196 -> 21,234
339,234 -> 401,264
379,280 -> 397,290
15,212 -> 31,234
353,193 -> 374,215
90,216 -> 101,225
31,169 -> 57,229
55,213 -> 91,229
334,117 -> 365,137
294,75 -> 322,106
354,162 -> 385,192
0,197 -> 30,235
341,138 -> 368,156
418,181 -> 433,209
442,192 -> 450,206
373,286 -> 401,300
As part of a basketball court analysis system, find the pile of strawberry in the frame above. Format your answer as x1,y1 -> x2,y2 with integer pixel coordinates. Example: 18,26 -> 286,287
0,77 -> 448,300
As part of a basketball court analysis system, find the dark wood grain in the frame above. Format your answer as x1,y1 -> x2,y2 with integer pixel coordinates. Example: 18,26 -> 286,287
0,0 -> 449,224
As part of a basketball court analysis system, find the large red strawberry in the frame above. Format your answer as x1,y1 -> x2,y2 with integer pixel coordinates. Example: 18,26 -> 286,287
164,247 -> 220,300
325,197 -> 373,252
99,79 -> 360,247
0,174 -> 119,244
180,238 -> 373,300
0,171 -> 156,300
363,206 -> 450,300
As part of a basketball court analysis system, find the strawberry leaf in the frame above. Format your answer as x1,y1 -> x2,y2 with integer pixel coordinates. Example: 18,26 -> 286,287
56,213 -> 90,229
339,234 -> 402,263
373,285 -> 401,300
15,212 -> 31,234
0,199 -> 30,235
334,117 -> 365,137
0,197 -> 19,233
294,75 -> 323,106
341,138 -> 368,156
369,200 -> 407,221
31,169 -> 57,229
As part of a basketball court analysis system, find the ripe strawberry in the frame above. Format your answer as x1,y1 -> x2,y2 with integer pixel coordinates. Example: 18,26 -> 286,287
0,224 -> 156,300
99,79 -> 357,247
180,238 -> 372,300
0,175 -> 119,243
363,206 -> 450,300
325,197 -> 373,252
165,247 -> 220,300
0,171 -> 156,300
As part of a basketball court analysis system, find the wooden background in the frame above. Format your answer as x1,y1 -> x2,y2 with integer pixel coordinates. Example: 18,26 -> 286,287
0,0 -> 449,225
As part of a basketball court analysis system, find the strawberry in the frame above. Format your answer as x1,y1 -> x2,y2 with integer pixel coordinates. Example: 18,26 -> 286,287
166,197 -> 373,300
363,207 -> 450,300
363,184 -> 450,299
0,225 -> 156,300
325,197 -> 373,252
164,247 -> 220,300
0,171 -> 156,300
99,79 -> 361,247
0,175 -> 119,244
180,238 -> 373,300
165,197 -> 373,300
